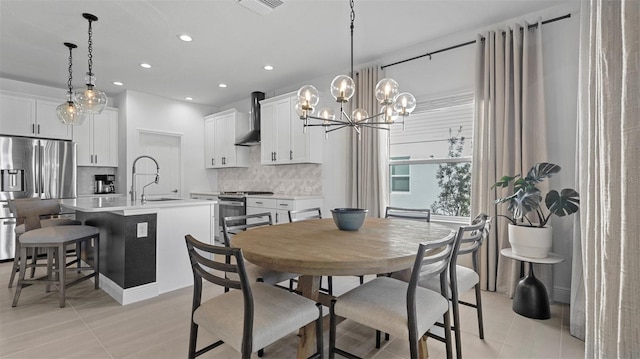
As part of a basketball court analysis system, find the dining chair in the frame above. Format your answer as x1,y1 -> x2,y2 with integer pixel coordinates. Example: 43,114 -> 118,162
184,234 -> 323,359
222,213 -> 299,292
287,207 -> 332,295
8,198 -> 81,288
10,198 -> 100,308
329,230 -> 458,359
395,217 -> 489,359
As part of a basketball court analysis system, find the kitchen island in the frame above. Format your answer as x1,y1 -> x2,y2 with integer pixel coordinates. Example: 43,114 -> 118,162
60,197 -> 215,305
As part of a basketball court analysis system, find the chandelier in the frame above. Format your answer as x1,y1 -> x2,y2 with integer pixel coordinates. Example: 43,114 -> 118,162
295,0 -> 416,138
56,42 -> 87,125
74,13 -> 108,114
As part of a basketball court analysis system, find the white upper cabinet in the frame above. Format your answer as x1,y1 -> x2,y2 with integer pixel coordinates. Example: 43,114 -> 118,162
74,107 -> 118,167
260,92 -> 322,165
204,117 -> 216,168
203,109 -> 249,168
0,92 -> 72,140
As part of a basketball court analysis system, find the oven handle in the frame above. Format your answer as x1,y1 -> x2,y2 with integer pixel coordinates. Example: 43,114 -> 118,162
219,201 -> 245,207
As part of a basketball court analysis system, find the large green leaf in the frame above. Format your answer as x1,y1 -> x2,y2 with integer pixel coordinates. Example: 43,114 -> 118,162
525,162 -> 561,183
508,187 -> 542,219
492,175 -> 520,189
545,189 -> 580,216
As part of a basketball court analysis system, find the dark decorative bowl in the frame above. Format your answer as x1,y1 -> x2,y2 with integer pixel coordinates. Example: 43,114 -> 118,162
331,208 -> 368,231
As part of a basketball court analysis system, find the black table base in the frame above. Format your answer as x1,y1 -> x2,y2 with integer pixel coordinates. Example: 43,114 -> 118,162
512,265 -> 551,319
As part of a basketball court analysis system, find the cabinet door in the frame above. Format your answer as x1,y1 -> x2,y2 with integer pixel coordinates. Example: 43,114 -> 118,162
260,102 -> 276,164
222,113 -> 237,166
92,108 -> 118,166
289,97 -> 308,163
213,116 -> 226,167
0,93 -> 36,137
35,100 -> 73,140
204,118 -> 216,168
73,115 -> 93,166
274,98 -> 291,164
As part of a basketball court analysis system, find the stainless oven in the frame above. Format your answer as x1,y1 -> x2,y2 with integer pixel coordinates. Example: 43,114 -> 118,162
218,195 -> 246,239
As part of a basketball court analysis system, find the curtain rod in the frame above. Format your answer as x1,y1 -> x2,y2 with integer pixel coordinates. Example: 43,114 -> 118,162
381,13 -> 571,70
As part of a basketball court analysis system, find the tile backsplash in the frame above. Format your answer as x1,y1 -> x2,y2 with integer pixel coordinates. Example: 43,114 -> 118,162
77,167 -> 117,195
217,146 -> 322,195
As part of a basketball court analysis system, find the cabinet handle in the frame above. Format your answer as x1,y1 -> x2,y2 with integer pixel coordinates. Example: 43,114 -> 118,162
211,158 -> 214,166
95,154 -> 97,163
256,201 -> 263,205
276,212 -> 279,223
279,203 -> 288,207
32,124 -> 35,134
37,124 -> 40,134
290,150 -> 293,160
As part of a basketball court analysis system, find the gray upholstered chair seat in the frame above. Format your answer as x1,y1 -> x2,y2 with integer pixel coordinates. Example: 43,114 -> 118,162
15,218 -> 81,235
419,265 -> 479,298
227,261 -> 298,285
193,281 -> 320,353
19,225 -> 99,244
334,276 -> 449,340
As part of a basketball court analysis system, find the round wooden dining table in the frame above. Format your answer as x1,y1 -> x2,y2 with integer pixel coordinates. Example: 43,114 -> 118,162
231,217 -> 455,358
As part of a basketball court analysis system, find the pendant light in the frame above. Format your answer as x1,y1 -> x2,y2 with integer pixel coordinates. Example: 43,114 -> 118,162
56,42 -> 87,125
74,13 -> 107,114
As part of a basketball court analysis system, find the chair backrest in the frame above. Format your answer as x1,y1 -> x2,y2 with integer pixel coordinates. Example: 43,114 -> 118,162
9,198 -> 61,231
288,207 -> 322,222
406,230 -> 457,340
385,206 -> 431,222
184,234 -> 255,354
221,212 -> 273,248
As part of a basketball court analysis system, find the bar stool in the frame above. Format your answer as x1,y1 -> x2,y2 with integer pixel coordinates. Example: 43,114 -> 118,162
8,198 -> 81,288
10,199 -> 100,308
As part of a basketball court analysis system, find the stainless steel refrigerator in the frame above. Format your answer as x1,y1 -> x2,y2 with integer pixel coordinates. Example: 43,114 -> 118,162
0,136 -> 77,260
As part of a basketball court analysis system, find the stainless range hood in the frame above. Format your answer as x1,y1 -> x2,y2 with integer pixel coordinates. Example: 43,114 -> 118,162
235,91 -> 265,146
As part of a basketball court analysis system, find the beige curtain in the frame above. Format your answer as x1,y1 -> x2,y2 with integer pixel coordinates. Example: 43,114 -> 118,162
576,0 -> 640,356
350,66 -> 389,217
471,21 -> 553,297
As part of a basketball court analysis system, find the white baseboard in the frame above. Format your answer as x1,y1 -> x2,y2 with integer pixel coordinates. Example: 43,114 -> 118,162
99,274 -> 158,305
553,285 -> 570,304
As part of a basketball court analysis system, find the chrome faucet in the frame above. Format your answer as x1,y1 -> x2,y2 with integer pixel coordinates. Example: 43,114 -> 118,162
130,155 -> 160,202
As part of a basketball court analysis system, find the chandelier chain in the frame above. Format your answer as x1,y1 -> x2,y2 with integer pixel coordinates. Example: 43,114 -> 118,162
350,0 -> 355,78
87,18 -> 94,77
67,46 -> 73,99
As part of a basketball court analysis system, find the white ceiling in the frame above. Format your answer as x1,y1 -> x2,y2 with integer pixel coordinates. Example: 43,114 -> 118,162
1,0 -> 569,108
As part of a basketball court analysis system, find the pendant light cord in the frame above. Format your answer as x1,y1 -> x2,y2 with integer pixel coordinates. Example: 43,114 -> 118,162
350,0 -> 355,78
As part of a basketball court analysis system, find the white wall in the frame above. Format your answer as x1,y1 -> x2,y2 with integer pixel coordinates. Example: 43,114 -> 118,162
120,90 -> 216,198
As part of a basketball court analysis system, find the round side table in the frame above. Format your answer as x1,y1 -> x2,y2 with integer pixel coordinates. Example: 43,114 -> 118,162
500,248 -> 564,319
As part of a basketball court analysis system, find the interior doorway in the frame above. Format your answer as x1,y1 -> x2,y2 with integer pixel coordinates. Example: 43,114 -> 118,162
136,130 -> 183,198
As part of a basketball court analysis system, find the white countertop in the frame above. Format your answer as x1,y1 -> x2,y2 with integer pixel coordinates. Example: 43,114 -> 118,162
190,191 -> 322,200
60,196 -> 215,215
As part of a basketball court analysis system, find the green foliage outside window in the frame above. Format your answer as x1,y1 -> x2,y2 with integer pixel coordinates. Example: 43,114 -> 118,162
430,126 -> 471,216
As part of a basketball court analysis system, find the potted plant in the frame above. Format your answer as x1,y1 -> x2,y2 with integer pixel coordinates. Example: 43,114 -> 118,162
492,162 -> 580,258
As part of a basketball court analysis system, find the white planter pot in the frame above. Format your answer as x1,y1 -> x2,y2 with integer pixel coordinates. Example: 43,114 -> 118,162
508,224 -> 553,259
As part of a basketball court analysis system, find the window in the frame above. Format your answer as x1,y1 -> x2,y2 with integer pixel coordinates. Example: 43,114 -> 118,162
390,156 -> 410,192
388,93 -> 473,222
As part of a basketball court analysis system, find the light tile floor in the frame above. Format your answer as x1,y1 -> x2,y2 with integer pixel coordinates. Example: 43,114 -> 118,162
0,262 -> 584,358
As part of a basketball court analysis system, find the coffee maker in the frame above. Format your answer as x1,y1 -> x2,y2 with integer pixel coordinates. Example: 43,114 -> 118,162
94,174 -> 115,194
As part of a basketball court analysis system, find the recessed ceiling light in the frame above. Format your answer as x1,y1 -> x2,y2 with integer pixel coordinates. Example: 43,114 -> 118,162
218,83 -> 227,88
113,81 -> 123,86
185,97 -> 193,101
263,65 -> 274,71
140,63 -> 151,69
178,34 -> 192,42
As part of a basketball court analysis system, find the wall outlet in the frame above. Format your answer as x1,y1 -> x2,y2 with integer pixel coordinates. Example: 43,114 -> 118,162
137,222 -> 148,238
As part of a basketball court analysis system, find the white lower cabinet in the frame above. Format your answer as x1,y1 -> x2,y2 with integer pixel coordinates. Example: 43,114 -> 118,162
246,196 -> 323,225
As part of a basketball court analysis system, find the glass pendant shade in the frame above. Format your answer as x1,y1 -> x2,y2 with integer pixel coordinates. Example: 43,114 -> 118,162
330,75 -> 355,103
381,105 -> 398,123
317,107 -> 335,124
75,82 -> 108,114
393,92 -> 417,115
352,108 -> 369,123
375,78 -> 399,105
295,101 -> 315,118
57,100 -> 87,125
297,85 -> 320,111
